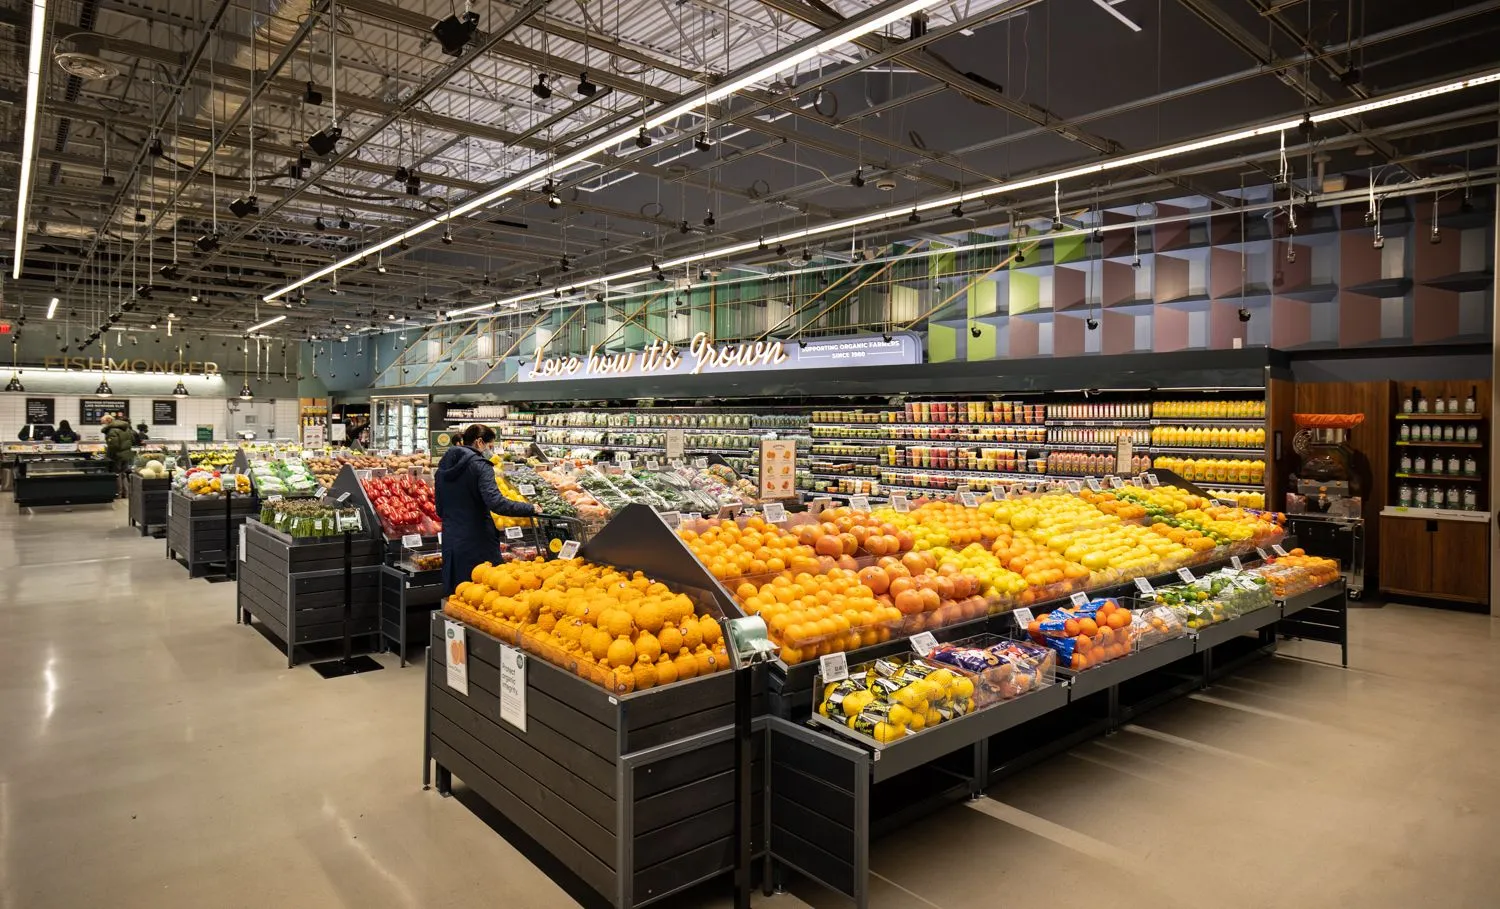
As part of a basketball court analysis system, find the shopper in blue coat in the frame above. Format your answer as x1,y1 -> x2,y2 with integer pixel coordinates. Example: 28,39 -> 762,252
435,424 -> 538,595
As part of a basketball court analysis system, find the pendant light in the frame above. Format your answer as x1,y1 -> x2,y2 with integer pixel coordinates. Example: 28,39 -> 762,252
96,335 -> 112,395
239,339 -> 253,399
4,339 -> 21,392
172,344 -> 188,397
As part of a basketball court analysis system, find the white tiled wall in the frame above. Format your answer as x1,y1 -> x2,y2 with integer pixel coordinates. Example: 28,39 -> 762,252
1,395 -> 298,443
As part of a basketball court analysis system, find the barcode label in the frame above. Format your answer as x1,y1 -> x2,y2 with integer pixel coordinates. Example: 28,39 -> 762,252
517,484 -> 536,497
819,652 -> 848,683
505,526 -> 524,539
849,494 -> 870,511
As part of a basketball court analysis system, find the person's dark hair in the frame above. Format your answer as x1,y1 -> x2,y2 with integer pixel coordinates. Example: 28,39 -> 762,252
461,423 -> 492,446
57,420 -> 72,432
136,423 -> 148,434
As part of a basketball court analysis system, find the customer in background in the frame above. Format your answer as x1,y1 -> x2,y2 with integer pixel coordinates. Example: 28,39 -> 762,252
52,420 -> 79,444
16,424 -> 54,442
134,423 -> 150,445
102,415 -> 136,497
434,423 -> 538,595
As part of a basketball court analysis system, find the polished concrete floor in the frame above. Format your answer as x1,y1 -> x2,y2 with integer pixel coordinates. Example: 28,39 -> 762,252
1,499 -> 1498,909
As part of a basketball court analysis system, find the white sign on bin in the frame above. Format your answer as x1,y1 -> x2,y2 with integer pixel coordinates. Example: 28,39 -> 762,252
444,620 -> 469,695
499,645 -> 527,731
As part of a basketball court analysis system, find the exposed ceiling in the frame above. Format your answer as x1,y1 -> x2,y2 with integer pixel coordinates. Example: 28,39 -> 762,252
5,0 -> 1500,349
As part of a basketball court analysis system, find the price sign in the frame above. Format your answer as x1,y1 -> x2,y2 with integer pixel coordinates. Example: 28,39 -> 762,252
1176,568 -> 1195,583
1070,592 -> 1089,608
1107,475 -> 1123,489
1130,476 -> 1144,487
443,620 -> 469,695
1086,477 -> 1102,491
313,519 -> 324,532
692,457 -> 709,469
762,502 -> 787,523
1065,480 -> 1082,493
1145,473 -> 1160,487
1272,544 -> 1289,557
1134,577 -> 1155,594
891,493 -> 910,513
401,533 -> 423,549
645,457 -> 661,470
315,486 -> 327,499
819,652 -> 849,683
617,459 -> 633,471
558,540 -> 581,560
505,526 -> 524,539
337,512 -> 361,532
664,428 -> 686,461
1230,556 -> 1243,570
910,632 -> 938,656
1208,499 -> 1224,507
1238,577 -> 1260,591
1256,547 -> 1270,560
958,487 -> 979,508
849,494 -> 871,512
337,491 -> 351,503
499,645 -> 528,731
266,494 -> 283,503
659,511 -> 681,529
517,484 -> 536,497
1013,607 -> 1035,628
668,458 -> 685,468
238,524 -> 247,562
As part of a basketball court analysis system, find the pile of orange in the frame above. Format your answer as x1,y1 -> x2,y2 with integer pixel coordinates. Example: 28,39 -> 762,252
735,568 -> 899,664
1026,599 -> 1135,671
1143,522 -> 1218,553
873,501 -> 1007,547
990,531 -> 1090,592
1080,490 -> 1148,520
442,557 -> 729,694
680,515 -> 821,580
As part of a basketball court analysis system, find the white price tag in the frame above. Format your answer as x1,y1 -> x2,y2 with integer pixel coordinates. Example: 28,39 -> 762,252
1238,577 -> 1260,591
659,511 -> 681,529
266,494 -> 283,503
891,493 -> 910,513
910,632 -> 939,656
558,539 -> 580,560
313,519 -> 324,532
692,457 -> 709,469
337,491 -> 351,503
517,484 -> 537,497
499,645 -> 527,732
645,457 -> 661,470
1230,556 -> 1243,570
505,526 -> 524,539
1070,592 -> 1089,608
1130,476 -> 1144,487
1134,577 -> 1155,594
1208,498 -> 1224,507
849,494 -> 871,512
1272,544 -> 1289,557
443,620 -> 469,695
1176,568 -> 1195,583
1065,480 -> 1082,493
763,502 -> 787,523
401,533 -> 423,549
315,486 -> 327,499
958,488 -> 979,508
669,458 -> 685,468
617,459 -> 633,471
1013,607 -> 1035,628
1107,475 -> 1123,488
1145,473 -> 1160,487
1086,477 -> 1102,491
238,524 -> 246,562
819,652 -> 849,683
1256,547 -> 1270,560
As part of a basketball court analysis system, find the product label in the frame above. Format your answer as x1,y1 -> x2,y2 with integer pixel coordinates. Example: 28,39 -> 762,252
557,540 -> 580,560
499,645 -> 527,731
1145,473 -> 1160,487
692,457 -> 709,469
266,494 -> 283,503
517,484 -> 536,497
763,502 -> 787,523
891,493 -> 910,513
910,631 -> 938,656
1108,475 -> 1123,489
849,494 -> 871,512
337,491 -> 350,503
444,619 -> 469,695
1134,577 -> 1155,594
401,533 -> 422,549
1013,607 -> 1035,628
819,652 -> 849,683
1065,480 -> 1082,493
1256,547 -> 1270,560
1230,556 -> 1243,570
1177,567 -> 1195,583
1272,544 -> 1289,557
314,487 -> 327,499
645,457 -> 660,470
958,487 -> 979,508
1086,477 -> 1102,491
505,526 -> 524,539
1070,592 -> 1089,608
659,511 -> 681,529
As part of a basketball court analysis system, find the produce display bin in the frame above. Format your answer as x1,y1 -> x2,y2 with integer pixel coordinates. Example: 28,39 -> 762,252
380,563 -> 443,666
1276,578 -> 1349,666
426,613 -> 767,909
127,473 -> 172,535
165,490 -> 259,577
236,518 -> 386,667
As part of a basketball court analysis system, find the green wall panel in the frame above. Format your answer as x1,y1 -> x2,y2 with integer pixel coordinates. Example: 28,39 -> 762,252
1009,271 -> 1041,315
929,323 -> 958,362
966,320 -> 997,361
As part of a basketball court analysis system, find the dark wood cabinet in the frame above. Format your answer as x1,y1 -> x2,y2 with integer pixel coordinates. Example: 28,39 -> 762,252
1379,514 -> 1489,605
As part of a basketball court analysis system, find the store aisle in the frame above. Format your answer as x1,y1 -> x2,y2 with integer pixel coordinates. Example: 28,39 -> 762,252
1,500 -> 1498,909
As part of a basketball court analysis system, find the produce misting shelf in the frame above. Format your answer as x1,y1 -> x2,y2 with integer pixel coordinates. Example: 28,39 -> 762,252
1393,414 -> 1482,420
1394,473 -> 1482,482
1394,441 -> 1483,448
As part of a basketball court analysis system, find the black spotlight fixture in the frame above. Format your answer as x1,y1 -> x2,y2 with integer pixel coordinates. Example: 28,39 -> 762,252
148,136 -> 164,157
194,233 -> 220,253
558,255 -> 571,272
553,288 -> 563,299
134,284 -> 154,300
1052,217 -> 1065,232
1086,317 -> 1099,331
951,202 -> 964,219
394,165 -> 410,184
1237,307 -> 1252,323
797,339 -> 807,349
544,180 -> 561,208
158,264 -> 180,281
757,236 -> 768,252
577,71 -> 597,97
229,194 -> 259,218
314,216 -> 326,232
694,131 -> 713,152
338,216 -> 351,230
134,209 -> 147,223
303,81 -> 323,105
634,125 -> 652,149
909,11 -> 928,38
532,73 -> 551,99
1460,194 -> 1475,214
679,219 -> 691,235
970,326 -> 981,338
305,124 -> 343,156
1015,249 -> 1026,264
398,238 -> 410,251
108,312 -> 121,323
850,167 -> 865,188
594,292 -> 605,304
775,243 -> 787,256
5,373 -> 23,393
675,296 -> 687,308
703,209 -> 716,228
1297,113 -> 1315,138
441,227 -> 454,245
404,172 -> 421,195
652,260 -> 665,281
173,379 -> 189,398
96,377 -> 114,396
432,9 -> 480,56
907,209 -> 921,224
881,333 -> 893,343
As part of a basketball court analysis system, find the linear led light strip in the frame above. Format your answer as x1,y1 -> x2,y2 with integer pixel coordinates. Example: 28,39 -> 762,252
245,314 -> 287,334
446,65 -> 1500,319
262,0 -> 944,302
12,0 -> 48,280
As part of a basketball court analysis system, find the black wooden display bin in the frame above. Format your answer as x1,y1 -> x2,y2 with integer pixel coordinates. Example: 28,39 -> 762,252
426,613 -> 767,909
380,563 -> 443,666
165,490 -> 259,576
237,519 -> 385,667
127,473 -> 172,535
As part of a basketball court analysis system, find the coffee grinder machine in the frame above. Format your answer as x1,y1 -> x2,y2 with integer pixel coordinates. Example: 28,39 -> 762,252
1286,413 -> 1366,597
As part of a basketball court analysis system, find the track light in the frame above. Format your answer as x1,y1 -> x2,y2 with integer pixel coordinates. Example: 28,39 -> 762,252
1086,317 -> 1099,330
577,71 -> 597,96
776,243 -> 787,256
134,284 -> 154,300
1286,245 -> 1297,263
338,216 -> 350,230
398,238 -> 410,251
797,338 -> 807,349
559,255 -> 571,271
679,219 -> 691,234
907,209 -> 920,224
148,137 -> 163,157
305,125 -> 342,156
594,292 -> 605,303
544,180 -> 561,208
95,378 -> 113,396
553,288 -> 562,299
1052,218 -> 1065,232
850,168 -> 865,188
675,296 -> 687,308
432,10 -> 480,56
694,131 -> 713,152
229,195 -> 259,218
532,74 -> 552,99
1015,249 -> 1025,264
703,209 -> 715,228
297,290 -> 308,306
634,126 -> 652,149
441,227 -> 454,245
304,81 -> 323,105
405,173 -> 421,195
1430,223 -> 1442,245
194,233 -> 220,253
1237,307 -> 1252,323
1131,257 -> 1141,269
134,210 -> 146,223
951,202 -> 964,219
394,165 -> 410,184
757,236 -> 767,251
970,326 -> 981,338
881,333 -> 893,343
1372,232 -> 1385,250
376,254 -> 386,274
314,217 -> 326,232
158,264 -> 180,281
652,260 -> 664,281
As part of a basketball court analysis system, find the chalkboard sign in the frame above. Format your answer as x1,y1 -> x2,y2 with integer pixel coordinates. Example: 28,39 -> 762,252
80,399 -> 128,426
25,397 -> 54,425
151,399 -> 177,425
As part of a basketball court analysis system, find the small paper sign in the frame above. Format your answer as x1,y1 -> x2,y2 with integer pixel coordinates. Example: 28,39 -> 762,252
1066,480 -> 1082,493
958,488 -> 979,508
669,458 -> 685,468
1134,577 -> 1155,594
1230,556 -> 1243,570
517,484 -> 536,497
267,494 -> 283,503
763,502 -> 787,523
401,533 -> 423,549
645,457 -> 660,470
1013,607 -> 1035,628
1070,592 -> 1089,608
849,494 -> 871,512
617,459 -> 633,471
692,458 -> 709,469
659,511 -> 681,529
1272,544 -> 1289,557
315,487 -> 327,499
337,491 -> 351,503
1145,473 -> 1160,487
1238,577 -> 1260,591
1086,477 -> 1102,491
1130,476 -> 1144,487
891,493 -> 910,513
1108,476 -> 1123,488
1176,567 -> 1195,583
498,645 -> 527,731
819,652 -> 849,683
910,632 -> 939,656
505,526 -> 524,539
444,620 -> 469,695
1256,547 -> 1270,560
558,540 -> 580,560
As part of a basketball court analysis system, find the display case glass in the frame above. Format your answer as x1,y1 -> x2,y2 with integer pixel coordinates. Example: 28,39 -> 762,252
370,394 -> 430,454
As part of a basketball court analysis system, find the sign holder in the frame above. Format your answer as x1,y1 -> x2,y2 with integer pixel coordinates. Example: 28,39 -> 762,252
310,528 -> 387,679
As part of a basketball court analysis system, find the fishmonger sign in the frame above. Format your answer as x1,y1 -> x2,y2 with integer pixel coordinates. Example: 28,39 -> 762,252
522,331 -> 920,382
